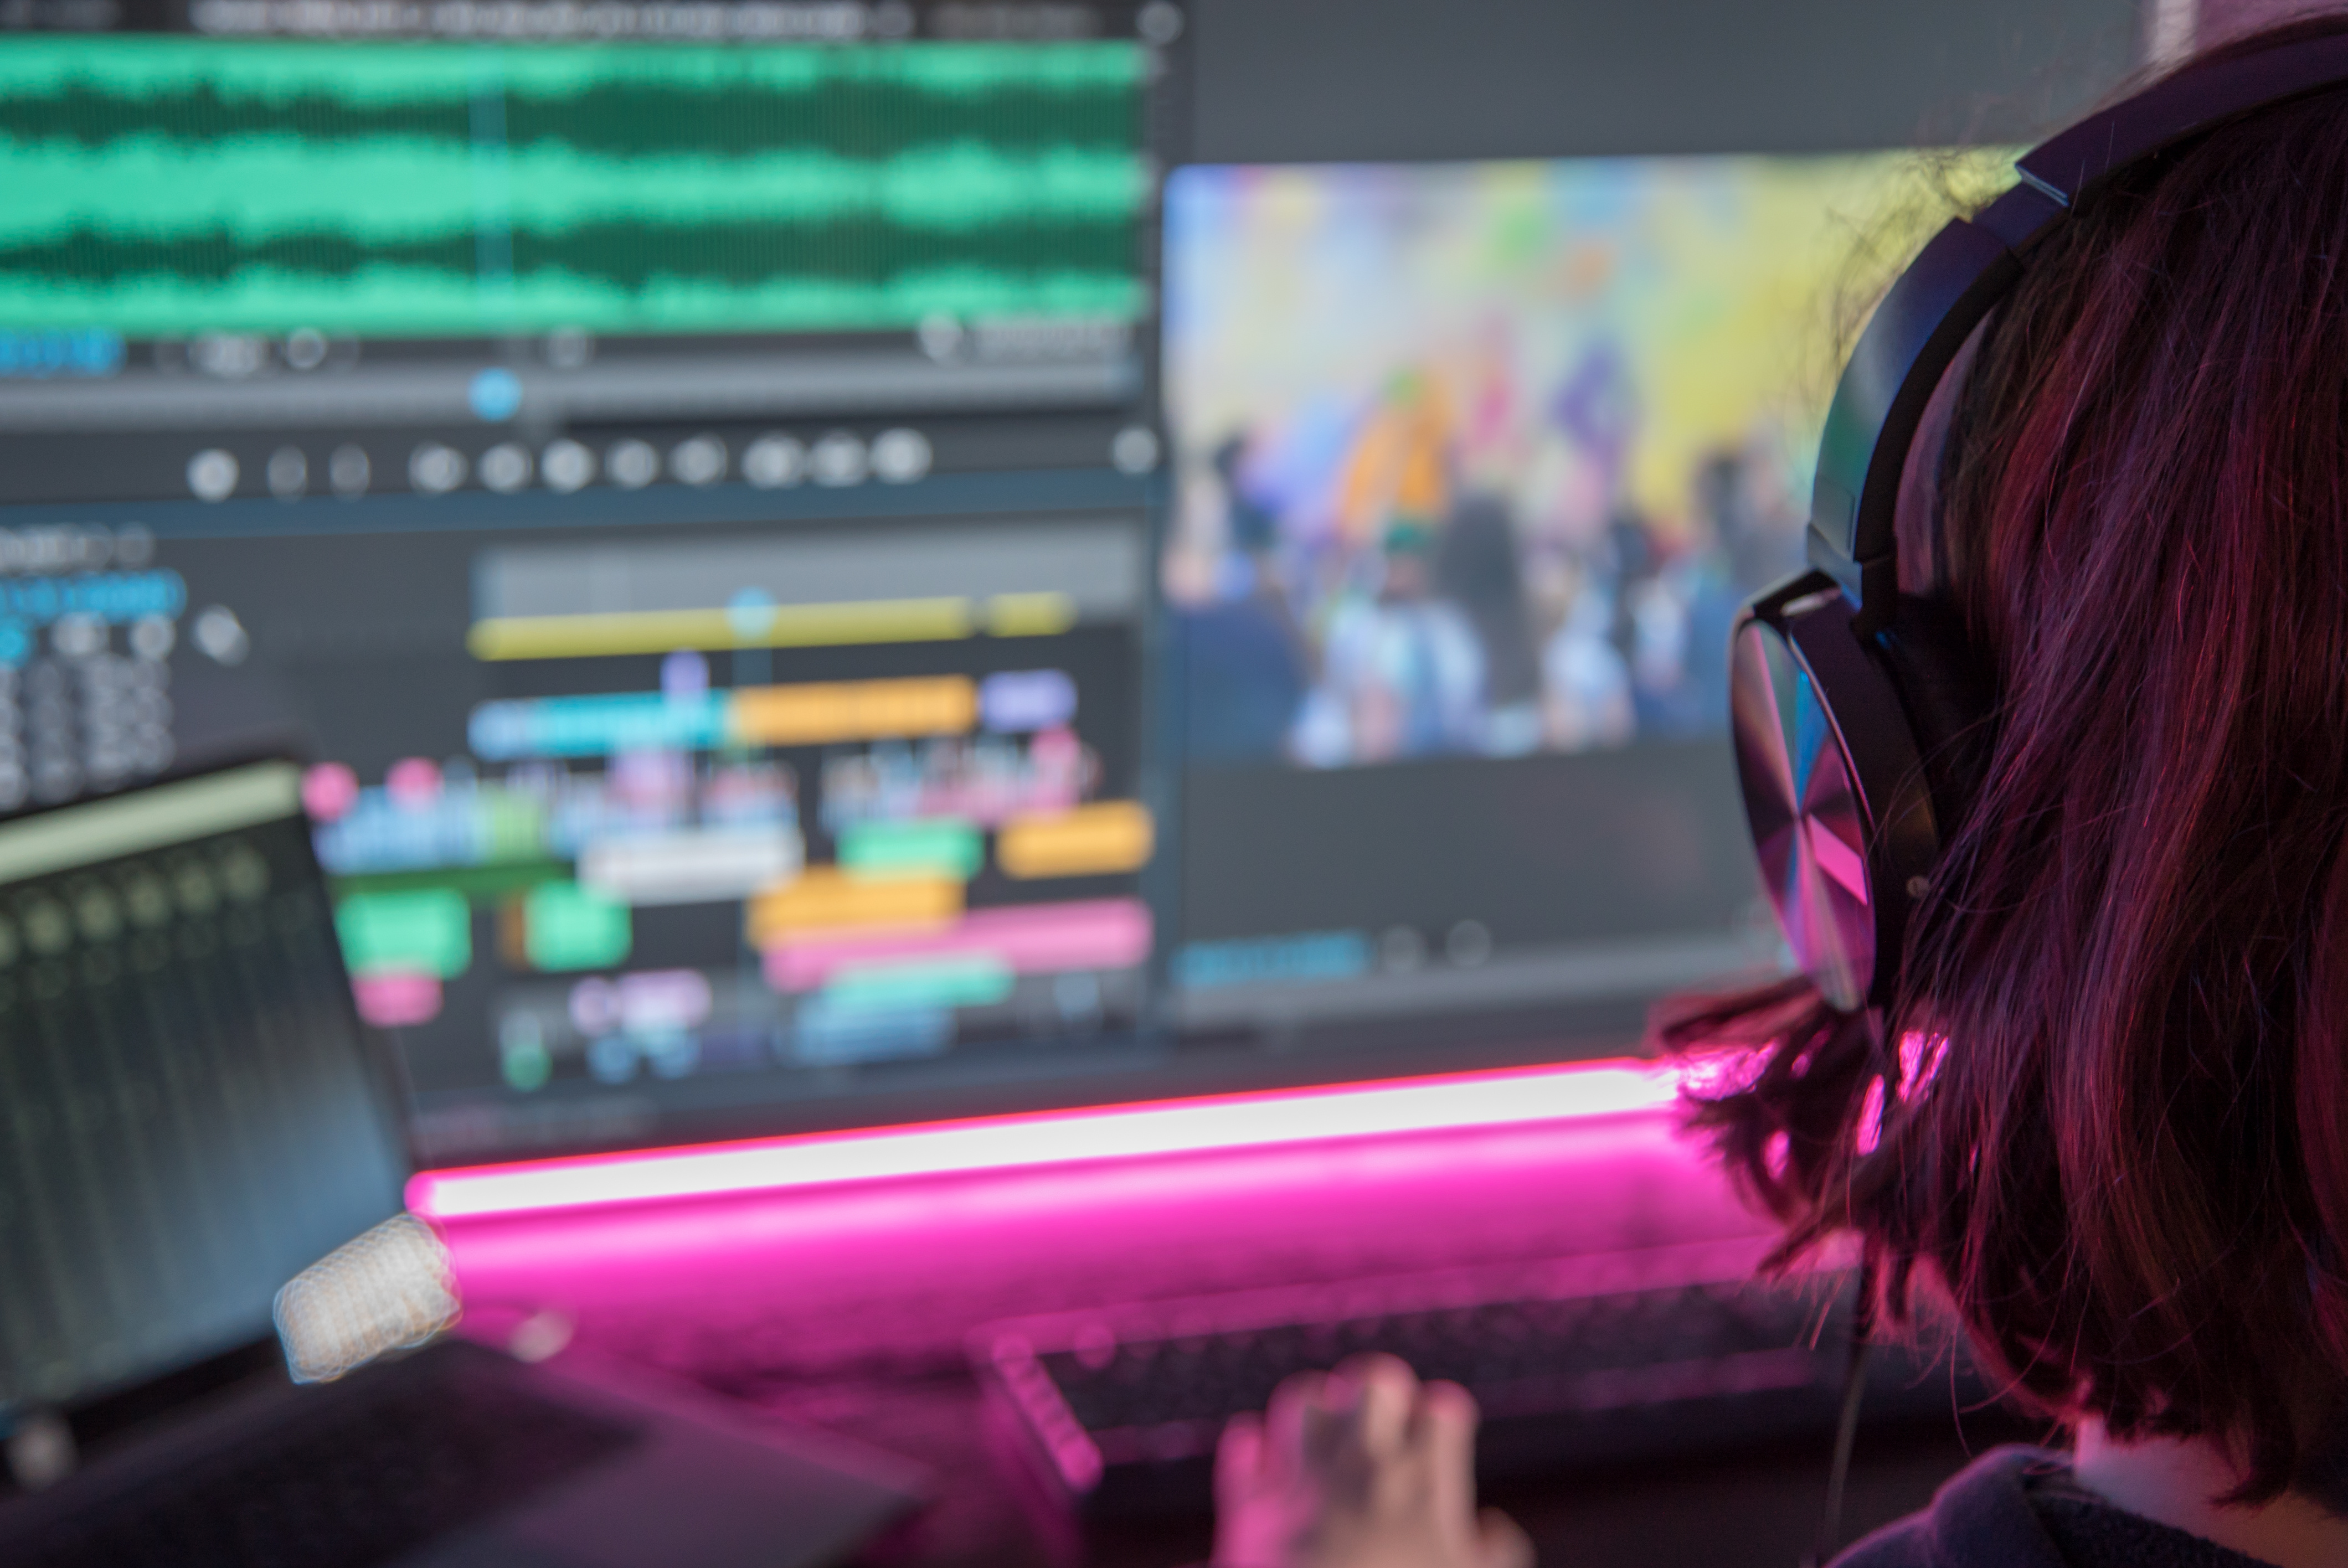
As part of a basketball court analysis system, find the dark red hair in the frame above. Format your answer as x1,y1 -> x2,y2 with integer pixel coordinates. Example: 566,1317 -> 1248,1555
1664,18 -> 2348,1498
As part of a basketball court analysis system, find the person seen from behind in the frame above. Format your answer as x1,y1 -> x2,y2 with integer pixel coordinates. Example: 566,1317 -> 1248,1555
1213,14 -> 2348,1567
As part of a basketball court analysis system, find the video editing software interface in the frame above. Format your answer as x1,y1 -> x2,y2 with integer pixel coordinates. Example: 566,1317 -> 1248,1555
0,6 -> 1940,1167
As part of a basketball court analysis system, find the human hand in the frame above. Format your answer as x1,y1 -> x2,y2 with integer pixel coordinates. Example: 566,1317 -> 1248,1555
1212,1352 -> 1535,1568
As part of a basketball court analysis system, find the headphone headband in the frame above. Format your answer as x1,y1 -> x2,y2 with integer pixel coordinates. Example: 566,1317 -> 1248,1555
1807,28 -> 2348,628
1739,27 -> 2348,1013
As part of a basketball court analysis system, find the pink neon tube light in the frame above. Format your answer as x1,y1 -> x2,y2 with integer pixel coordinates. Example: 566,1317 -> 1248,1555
409,1059 -> 1683,1221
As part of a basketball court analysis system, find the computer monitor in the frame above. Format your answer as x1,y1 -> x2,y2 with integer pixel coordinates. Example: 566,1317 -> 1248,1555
0,3 -> 1183,1165
0,2 -> 1955,1167
1158,154 -> 1953,1060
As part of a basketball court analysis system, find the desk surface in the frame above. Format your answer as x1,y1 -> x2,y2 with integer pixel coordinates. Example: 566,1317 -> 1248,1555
441,1106 -> 2029,1567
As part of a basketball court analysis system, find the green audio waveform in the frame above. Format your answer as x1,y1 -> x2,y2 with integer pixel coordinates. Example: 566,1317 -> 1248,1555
0,35 -> 1145,149
0,35 -> 1149,338
0,252 -> 1142,337
4,138 -> 1147,241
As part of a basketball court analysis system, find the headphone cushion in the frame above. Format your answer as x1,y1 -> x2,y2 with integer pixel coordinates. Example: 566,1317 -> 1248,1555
1870,595 -> 1997,840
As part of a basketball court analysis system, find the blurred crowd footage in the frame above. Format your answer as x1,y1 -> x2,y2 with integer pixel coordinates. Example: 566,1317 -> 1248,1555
1162,153 -> 1946,767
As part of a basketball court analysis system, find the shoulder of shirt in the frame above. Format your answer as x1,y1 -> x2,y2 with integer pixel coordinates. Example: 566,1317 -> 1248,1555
1830,1445 -> 2073,1568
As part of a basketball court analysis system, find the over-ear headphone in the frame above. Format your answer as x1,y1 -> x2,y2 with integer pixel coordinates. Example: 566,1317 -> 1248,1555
1732,31 -> 2348,1013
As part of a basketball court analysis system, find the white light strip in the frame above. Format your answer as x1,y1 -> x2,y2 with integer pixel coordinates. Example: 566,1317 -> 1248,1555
410,1059 -> 1682,1220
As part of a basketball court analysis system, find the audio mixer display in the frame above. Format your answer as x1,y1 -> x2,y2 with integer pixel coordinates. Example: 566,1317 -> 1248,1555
0,35 -> 1150,338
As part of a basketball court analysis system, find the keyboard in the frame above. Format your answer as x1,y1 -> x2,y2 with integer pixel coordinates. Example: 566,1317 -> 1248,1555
975,1242 -> 1967,1517
17,1343 -> 645,1568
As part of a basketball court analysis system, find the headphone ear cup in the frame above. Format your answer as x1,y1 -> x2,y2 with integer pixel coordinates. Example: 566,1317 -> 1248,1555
1870,596 -> 1997,845
1736,574 -> 1944,1012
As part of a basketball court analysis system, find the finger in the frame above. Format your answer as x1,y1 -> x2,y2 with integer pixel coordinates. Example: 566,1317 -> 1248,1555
1336,1353 -> 1419,1458
1296,1369 -> 1362,1467
1477,1508 -> 1537,1568
1412,1379 -> 1480,1507
1412,1378 -> 1479,1448
1216,1412 -> 1265,1504
1264,1368 -> 1335,1473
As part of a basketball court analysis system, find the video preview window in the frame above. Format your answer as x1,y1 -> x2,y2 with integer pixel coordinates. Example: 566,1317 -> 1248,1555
1162,155 -> 1952,768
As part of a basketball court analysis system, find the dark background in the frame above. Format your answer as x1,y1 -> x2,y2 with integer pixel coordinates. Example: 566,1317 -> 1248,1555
1187,0 -> 2144,164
